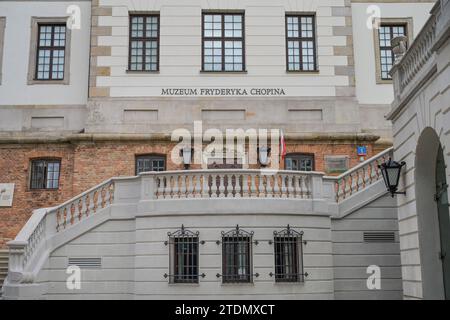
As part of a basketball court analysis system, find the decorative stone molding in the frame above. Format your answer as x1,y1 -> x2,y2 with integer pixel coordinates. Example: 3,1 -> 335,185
391,35 -> 408,63
89,0 -> 112,98
332,1 -> 356,97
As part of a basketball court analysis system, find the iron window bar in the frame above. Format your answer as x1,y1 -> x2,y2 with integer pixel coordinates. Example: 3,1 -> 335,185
270,225 -> 306,283
220,225 -> 254,283
165,225 -> 202,284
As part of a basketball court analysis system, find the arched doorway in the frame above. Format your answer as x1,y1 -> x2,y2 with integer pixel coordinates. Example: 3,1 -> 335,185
415,127 -> 450,299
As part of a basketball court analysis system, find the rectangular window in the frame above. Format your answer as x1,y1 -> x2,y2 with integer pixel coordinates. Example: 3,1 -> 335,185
221,226 -> 253,283
378,24 -> 407,80
286,14 -> 316,71
30,159 -> 61,189
168,226 -> 200,284
135,155 -> 166,174
202,12 -> 245,72
285,154 -> 314,171
129,14 -> 159,71
273,226 -> 304,282
36,24 -> 66,80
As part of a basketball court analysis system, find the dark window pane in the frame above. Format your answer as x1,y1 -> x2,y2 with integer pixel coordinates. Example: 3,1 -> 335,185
378,24 -> 406,80
136,155 -> 166,174
36,24 -> 66,80
222,235 -> 252,283
173,237 -> 199,283
286,15 -> 317,71
285,154 -> 314,171
30,159 -> 60,189
202,13 -> 245,72
129,15 -> 159,71
273,227 -> 304,283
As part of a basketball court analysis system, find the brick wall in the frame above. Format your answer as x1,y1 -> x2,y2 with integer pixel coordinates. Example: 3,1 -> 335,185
0,140 -> 381,247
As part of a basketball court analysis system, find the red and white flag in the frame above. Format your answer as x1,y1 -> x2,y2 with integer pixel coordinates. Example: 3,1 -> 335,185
280,130 -> 287,160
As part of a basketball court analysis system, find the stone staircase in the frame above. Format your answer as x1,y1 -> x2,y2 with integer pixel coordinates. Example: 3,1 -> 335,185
0,249 -> 8,294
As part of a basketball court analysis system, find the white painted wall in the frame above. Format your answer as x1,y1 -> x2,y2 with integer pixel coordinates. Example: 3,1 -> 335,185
0,1 -> 91,105
352,2 -> 434,105
97,0 -> 351,97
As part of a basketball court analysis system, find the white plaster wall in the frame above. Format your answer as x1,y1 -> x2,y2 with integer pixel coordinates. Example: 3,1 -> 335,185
392,36 -> 450,299
352,2 -> 434,105
97,0 -> 350,97
0,1 -> 91,105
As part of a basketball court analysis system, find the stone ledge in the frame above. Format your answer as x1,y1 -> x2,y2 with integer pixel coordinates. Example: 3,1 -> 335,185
0,132 -> 380,144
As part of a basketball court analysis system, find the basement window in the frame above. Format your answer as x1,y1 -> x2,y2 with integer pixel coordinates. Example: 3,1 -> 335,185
272,225 -> 305,282
30,159 -> 61,190
221,225 -> 253,283
167,225 -> 200,284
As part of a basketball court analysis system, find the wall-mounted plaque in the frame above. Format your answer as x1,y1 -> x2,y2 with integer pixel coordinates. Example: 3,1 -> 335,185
0,183 -> 15,207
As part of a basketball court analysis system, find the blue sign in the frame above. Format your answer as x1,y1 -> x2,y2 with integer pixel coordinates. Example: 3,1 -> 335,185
357,146 -> 367,156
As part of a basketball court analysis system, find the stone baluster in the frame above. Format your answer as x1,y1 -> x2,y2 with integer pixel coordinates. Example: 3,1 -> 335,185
192,174 -> 199,198
70,204 -> 75,225
266,175 -> 273,198
258,175 -> 265,197
156,177 -> 163,199
172,175 -> 179,198
211,174 -> 218,198
202,174 -> 209,198
250,174 -> 258,198
280,174 -> 287,198
186,174 -> 194,198
242,174 -> 249,197
219,174 -> 226,198
78,199 -> 83,221
179,174 -> 187,198
273,175 -> 280,197
287,175 -> 295,198
234,174 -> 241,198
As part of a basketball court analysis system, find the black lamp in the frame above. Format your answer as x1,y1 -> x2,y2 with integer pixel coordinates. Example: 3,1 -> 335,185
378,158 -> 406,197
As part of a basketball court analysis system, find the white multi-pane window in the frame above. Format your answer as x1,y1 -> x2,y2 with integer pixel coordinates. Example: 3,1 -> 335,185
378,24 -> 406,79
36,24 -> 66,80
129,14 -> 159,71
286,15 -> 316,71
202,12 -> 245,72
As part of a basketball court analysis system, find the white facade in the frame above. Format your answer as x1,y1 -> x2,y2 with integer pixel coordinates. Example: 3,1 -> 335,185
0,0 -> 435,140
2,166 -> 402,299
0,1 -> 91,105
388,0 -> 450,299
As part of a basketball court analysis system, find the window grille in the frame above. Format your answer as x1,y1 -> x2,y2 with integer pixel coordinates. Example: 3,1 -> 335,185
271,225 -> 306,282
165,225 -> 201,284
220,225 -> 254,283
